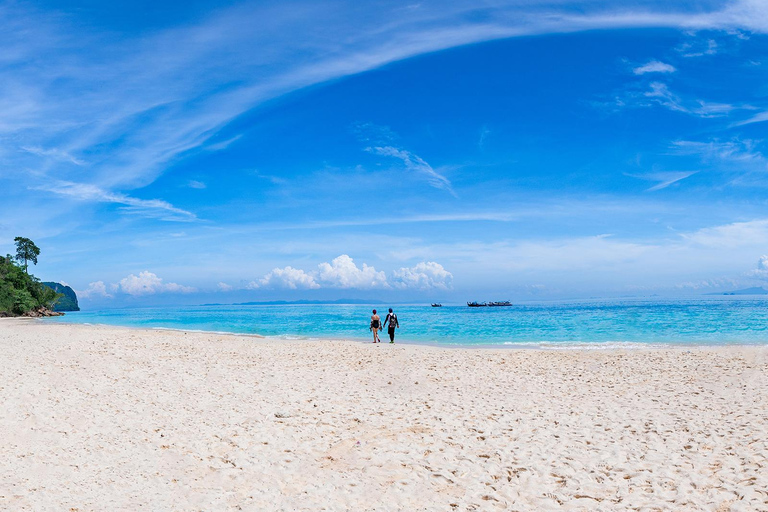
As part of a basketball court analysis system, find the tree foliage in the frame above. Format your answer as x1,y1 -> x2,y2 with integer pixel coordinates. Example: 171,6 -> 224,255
14,236 -> 40,273
0,252 -> 60,315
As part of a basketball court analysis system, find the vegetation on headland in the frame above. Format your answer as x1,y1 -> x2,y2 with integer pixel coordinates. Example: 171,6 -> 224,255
0,237 -> 63,317
42,282 -> 80,311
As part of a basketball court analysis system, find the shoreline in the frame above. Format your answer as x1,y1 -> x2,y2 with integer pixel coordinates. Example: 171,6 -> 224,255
30,316 -> 768,350
2,319 -> 767,510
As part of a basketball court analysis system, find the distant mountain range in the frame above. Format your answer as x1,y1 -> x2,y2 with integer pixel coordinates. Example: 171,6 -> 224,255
705,287 -> 768,296
201,299 -> 414,306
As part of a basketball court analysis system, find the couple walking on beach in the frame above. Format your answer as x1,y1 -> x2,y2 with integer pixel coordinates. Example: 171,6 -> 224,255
370,308 -> 399,343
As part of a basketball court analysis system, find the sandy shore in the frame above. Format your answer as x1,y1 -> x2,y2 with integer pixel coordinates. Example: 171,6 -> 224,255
1,319 -> 767,511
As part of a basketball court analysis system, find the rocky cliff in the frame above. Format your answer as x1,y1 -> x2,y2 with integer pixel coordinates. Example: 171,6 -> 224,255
42,282 -> 80,312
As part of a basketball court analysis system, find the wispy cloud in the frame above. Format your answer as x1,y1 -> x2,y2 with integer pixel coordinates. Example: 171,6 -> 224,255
253,171 -> 288,185
626,171 -> 697,191
670,139 -> 767,167
187,180 -> 206,189
677,38 -> 718,57
366,145 -> 456,196
205,134 -> 243,152
354,121 -> 456,195
352,122 -> 398,146
21,146 -> 85,166
383,216 -> 768,292
674,277 -> 739,290
4,0 -> 768,216
643,82 -> 745,118
731,110 -> 768,127
32,181 -> 197,221
681,218 -> 768,248
633,60 -> 676,75
478,125 -> 491,149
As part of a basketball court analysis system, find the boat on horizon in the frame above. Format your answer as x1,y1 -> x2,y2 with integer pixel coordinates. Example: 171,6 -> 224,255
467,301 -> 487,307
488,301 -> 512,307
431,303 -> 442,307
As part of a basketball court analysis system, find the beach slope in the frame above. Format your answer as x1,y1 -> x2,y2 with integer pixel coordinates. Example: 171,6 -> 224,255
1,319 -> 766,510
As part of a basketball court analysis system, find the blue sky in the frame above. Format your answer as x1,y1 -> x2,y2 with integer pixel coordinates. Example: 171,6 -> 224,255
2,0 -> 768,306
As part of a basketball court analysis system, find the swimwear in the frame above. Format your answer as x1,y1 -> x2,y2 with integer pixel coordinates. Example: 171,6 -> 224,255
371,319 -> 380,329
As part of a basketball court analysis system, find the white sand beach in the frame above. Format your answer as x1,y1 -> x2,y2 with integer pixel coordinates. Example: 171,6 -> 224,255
1,319 -> 767,511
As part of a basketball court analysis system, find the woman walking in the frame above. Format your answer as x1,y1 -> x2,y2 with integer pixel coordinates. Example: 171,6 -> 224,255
370,309 -> 382,343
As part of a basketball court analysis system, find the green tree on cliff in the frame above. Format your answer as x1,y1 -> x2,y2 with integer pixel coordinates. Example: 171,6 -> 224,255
14,237 -> 40,274
0,253 -> 59,315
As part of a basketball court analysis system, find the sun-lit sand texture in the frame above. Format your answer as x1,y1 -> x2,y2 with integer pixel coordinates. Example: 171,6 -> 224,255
2,319 -> 767,510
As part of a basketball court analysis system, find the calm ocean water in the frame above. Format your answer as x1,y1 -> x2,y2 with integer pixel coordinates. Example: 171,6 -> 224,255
43,297 -> 768,348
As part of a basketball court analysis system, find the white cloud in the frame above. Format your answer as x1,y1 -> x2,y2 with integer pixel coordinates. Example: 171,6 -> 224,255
678,38 -> 718,57
356,123 -> 456,196
383,214 -> 768,289
188,180 -> 206,189
633,60 -> 676,75
478,125 -> 491,149
253,171 -> 287,185
205,134 -> 243,152
317,255 -> 389,289
366,145 -> 456,196
78,281 -> 112,299
258,266 -> 320,290
643,82 -> 741,118
32,180 -> 196,222
644,82 -> 686,113
670,139 -> 767,170
217,282 -> 233,292
250,256 -> 456,291
5,0 -> 768,224
680,219 -> 768,248
118,271 -> 195,296
731,110 -> 768,127
626,171 -> 697,191
674,277 -> 739,290
21,146 -> 85,166
392,261 -> 454,290
748,255 -> 768,279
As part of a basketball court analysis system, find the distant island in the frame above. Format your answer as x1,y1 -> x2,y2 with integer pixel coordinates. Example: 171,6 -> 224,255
42,282 -> 80,311
705,287 -> 768,296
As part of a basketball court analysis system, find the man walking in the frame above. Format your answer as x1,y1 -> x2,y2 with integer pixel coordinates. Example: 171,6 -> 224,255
383,308 -> 399,343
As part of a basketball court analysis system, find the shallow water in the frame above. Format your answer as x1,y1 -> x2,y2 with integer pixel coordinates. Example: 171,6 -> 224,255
44,297 -> 768,347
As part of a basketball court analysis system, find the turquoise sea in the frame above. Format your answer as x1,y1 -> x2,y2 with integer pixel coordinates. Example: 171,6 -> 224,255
44,297 -> 768,348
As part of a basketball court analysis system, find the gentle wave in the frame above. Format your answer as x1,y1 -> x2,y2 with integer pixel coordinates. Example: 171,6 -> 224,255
43,298 -> 768,347
504,341 -> 684,350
